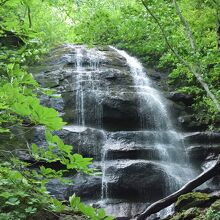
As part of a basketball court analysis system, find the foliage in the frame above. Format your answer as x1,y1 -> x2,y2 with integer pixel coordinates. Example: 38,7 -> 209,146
0,162 -> 52,220
0,160 -> 112,220
0,1 -> 114,219
69,195 -> 114,220
71,0 -> 220,128
0,0 -> 219,218
32,130 -> 93,175
205,208 -> 220,220
205,199 -> 220,220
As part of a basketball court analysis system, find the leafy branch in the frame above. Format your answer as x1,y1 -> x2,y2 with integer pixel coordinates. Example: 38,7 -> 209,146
141,0 -> 220,112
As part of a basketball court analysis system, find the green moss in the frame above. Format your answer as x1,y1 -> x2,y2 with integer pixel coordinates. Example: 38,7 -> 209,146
175,192 -> 210,212
211,199 -> 220,212
170,207 -> 200,220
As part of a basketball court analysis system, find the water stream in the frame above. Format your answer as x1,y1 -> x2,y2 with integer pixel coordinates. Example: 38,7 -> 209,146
74,46 -> 105,127
100,47 -> 195,215
71,45 -> 196,218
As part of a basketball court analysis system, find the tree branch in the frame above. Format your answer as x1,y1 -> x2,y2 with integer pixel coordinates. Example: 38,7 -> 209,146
0,0 -> 9,7
141,0 -> 220,112
136,155 -> 220,220
27,6 -> 32,28
173,0 -> 196,51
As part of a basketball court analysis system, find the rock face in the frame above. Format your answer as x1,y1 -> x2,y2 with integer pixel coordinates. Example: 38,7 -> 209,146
184,132 -> 220,168
25,44 -> 220,219
104,161 -> 171,202
32,45 -> 141,131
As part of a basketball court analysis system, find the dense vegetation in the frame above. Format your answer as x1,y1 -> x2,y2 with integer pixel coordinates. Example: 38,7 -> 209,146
72,0 -> 220,128
0,0 -> 219,219
0,0 -> 112,219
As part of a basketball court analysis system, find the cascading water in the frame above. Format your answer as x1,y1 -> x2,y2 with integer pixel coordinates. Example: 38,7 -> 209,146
34,44 -> 220,220
99,47 -> 196,213
66,45 -> 196,218
75,47 -> 85,126
73,46 -> 105,127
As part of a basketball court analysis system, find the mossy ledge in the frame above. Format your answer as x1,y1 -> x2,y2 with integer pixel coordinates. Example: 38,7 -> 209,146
165,192 -> 220,220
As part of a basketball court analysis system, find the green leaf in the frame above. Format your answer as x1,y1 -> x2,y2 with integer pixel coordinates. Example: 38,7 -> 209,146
6,197 -> 20,206
97,208 -> 106,218
25,207 -> 37,214
31,143 -> 39,158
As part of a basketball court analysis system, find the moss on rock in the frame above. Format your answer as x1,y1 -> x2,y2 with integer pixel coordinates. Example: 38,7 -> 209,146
211,199 -> 220,212
170,207 -> 200,220
165,192 -> 220,220
175,192 -> 211,212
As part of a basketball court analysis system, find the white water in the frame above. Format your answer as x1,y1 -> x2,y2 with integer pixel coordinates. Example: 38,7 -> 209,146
74,46 -> 105,127
108,46 -> 195,196
75,47 -> 85,126
70,45 -> 196,218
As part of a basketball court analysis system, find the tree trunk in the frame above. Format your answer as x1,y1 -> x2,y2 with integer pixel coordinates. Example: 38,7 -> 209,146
135,155 -> 220,220
217,11 -> 220,51
141,0 -> 220,112
27,6 -> 32,28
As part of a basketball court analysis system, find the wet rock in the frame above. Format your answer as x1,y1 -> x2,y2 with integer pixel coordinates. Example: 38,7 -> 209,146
186,145 -> 209,162
30,44 -> 193,133
40,94 -> 64,113
168,92 -> 193,106
96,200 -> 148,219
15,149 -> 35,162
46,179 -> 72,201
104,161 -> 172,202
184,132 -> 220,172
109,130 -> 180,146
60,126 -> 107,160
175,192 -> 212,212
106,147 -> 161,160
187,145 -> 220,163
183,132 -> 220,145
178,115 -> 209,131
65,174 -> 102,201
31,126 -> 107,160
32,45 -> 182,131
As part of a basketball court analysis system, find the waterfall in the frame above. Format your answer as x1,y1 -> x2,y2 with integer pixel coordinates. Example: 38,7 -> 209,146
75,47 -> 85,126
104,46 -> 194,196
74,46 -> 105,127
65,44 -> 197,218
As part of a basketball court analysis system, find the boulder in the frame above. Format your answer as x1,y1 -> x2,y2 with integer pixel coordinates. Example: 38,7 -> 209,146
168,92 -> 193,106
105,147 -> 161,161
175,192 -> 218,212
178,115 -> 209,131
104,161 -> 173,202
183,132 -> 220,145
65,173 -> 102,201
31,126 -> 107,160
187,145 -> 220,163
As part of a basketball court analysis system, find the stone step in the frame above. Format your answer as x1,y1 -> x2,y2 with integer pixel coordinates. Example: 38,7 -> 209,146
93,200 -> 148,219
56,160 -> 195,205
109,130 -> 183,146
104,144 -> 185,162
183,132 -> 220,145
101,160 -> 194,201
